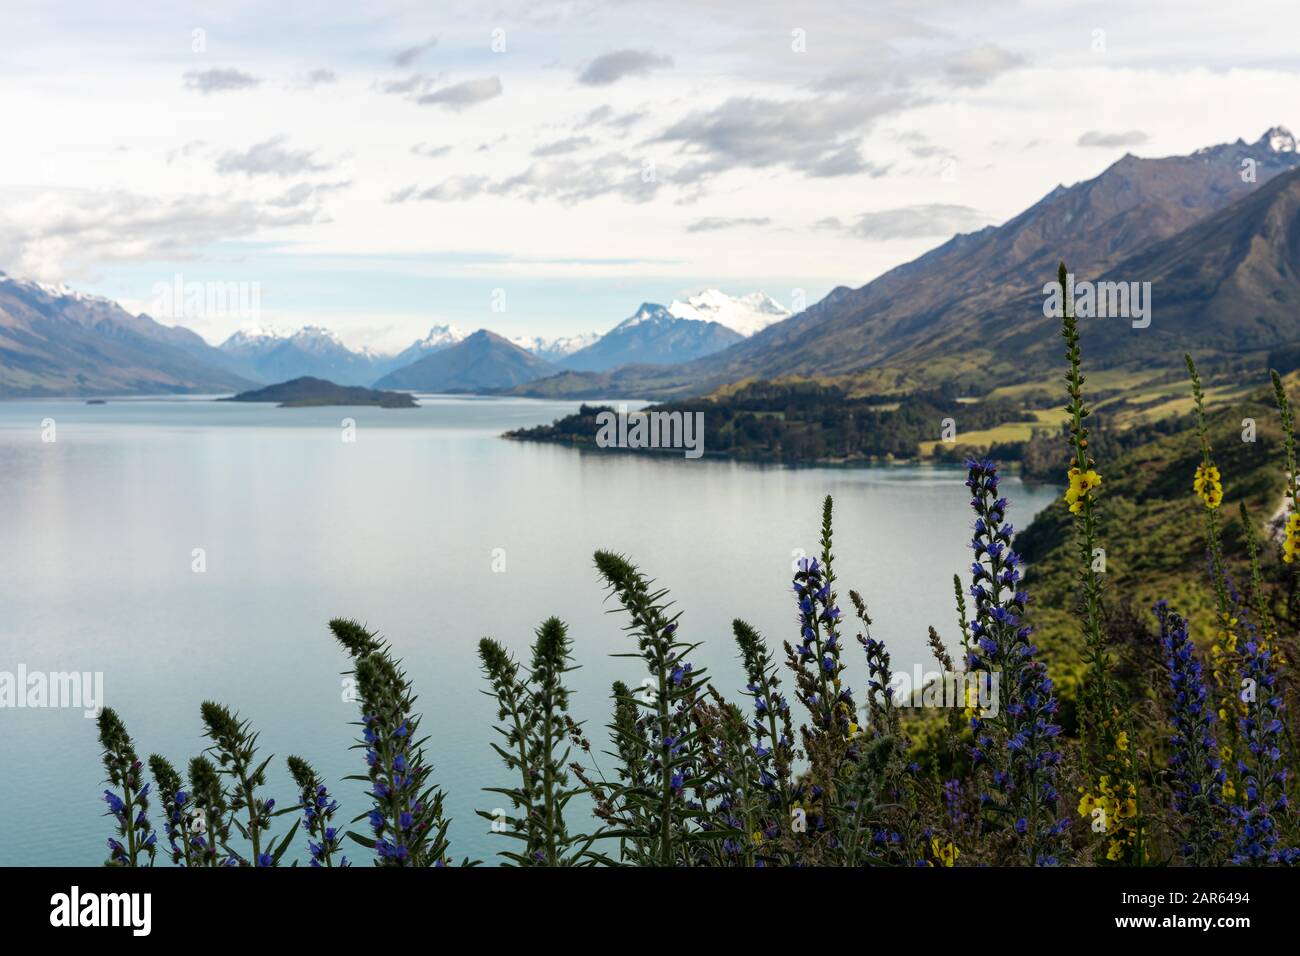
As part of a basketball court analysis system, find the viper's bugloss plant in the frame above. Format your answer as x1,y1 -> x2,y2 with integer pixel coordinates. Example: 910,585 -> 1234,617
787,497 -> 855,742
200,701 -> 294,867
1232,622 -> 1297,864
148,755 -> 196,867
477,619 -> 598,865
287,755 -> 348,867
733,618 -> 794,825
329,618 -> 455,866
964,458 -> 1068,865
187,755 -> 231,866
592,550 -> 727,865
97,708 -> 156,867
1156,602 -> 1230,864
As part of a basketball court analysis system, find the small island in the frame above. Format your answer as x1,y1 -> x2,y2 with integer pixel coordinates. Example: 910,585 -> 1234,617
222,376 -> 417,408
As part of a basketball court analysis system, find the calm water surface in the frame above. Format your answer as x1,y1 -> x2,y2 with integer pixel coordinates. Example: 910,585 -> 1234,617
0,395 -> 1059,865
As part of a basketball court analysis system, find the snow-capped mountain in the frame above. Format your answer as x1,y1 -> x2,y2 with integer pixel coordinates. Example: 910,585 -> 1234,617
511,331 -> 601,363
385,324 -> 468,369
1265,125 -> 1297,153
219,325 -> 380,386
667,289 -> 790,337
0,271 -> 252,396
561,303 -> 743,372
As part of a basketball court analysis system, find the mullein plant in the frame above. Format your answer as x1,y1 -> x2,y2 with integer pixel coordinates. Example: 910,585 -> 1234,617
97,708 -> 157,866
1186,357 -> 1247,806
287,755 -> 348,867
1060,262 -> 1144,864
590,551 -> 729,865
1155,602 -> 1231,864
964,458 -> 1069,865
329,618 -> 456,866
200,701 -> 296,866
476,619 -> 599,865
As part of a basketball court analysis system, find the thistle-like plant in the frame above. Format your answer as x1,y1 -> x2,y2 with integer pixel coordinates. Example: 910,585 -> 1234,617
1155,602 -> 1231,865
187,755 -> 231,866
148,754 -> 196,867
97,708 -> 157,867
732,619 -> 794,827
592,550 -> 727,865
329,618 -> 455,866
964,457 -> 1068,865
287,755 -> 347,867
477,618 -> 598,865
200,701 -> 295,866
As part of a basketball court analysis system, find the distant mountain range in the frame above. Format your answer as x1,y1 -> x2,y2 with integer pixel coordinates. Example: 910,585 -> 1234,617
7,127 -> 1300,400
0,277 -> 786,396
373,329 -> 559,392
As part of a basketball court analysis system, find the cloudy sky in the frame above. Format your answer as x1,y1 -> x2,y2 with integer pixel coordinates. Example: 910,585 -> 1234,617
0,0 -> 1297,351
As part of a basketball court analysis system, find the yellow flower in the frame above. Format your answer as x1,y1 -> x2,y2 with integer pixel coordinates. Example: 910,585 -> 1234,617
1065,467 -> 1102,514
752,830 -> 764,845
1285,513 -> 1300,563
1106,840 -> 1125,862
1115,730 -> 1129,752
1193,463 -> 1223,509
930,837 -> 959,867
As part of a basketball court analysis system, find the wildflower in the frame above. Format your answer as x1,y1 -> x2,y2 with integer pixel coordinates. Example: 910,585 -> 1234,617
1193,463 -> 1223,509
964,458 -> 1066,865
288,756 -> 348,868
1284,513 -> 1300,564
1155,603 -> 1230,864
1064,467 -> 1102,514
930,837 -> 959,867
96,708 -> 156,868
331,618 -> 455,867
1231,627 -> 1298,864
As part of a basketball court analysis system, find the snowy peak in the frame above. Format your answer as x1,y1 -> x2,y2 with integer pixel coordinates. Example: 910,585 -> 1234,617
666,289 -> 790,336
1262,125 -> 1297,153
413,324 -> 467,350
219,325 -> 353,356
0,272 -> 109,307
510,331 -> 600,361
614,302 -> 675,331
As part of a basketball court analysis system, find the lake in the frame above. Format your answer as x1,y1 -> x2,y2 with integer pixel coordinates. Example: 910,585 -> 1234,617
0,395 -> 1060,865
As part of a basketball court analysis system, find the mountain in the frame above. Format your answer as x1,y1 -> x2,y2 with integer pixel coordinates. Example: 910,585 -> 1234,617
667,289 -> 790,336
560,303 -> 744,372
219,326 -> 382,386
378,324 -> 469,376
223,376 -> 416,408
585,126 -> 1300,398
1056,161 -> 1300,362
511,332 -> 601,363
374,329 -> 558,392
0,273 -> 254,396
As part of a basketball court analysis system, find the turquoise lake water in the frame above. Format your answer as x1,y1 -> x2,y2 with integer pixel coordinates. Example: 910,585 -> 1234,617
0,395 -> 1060,865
